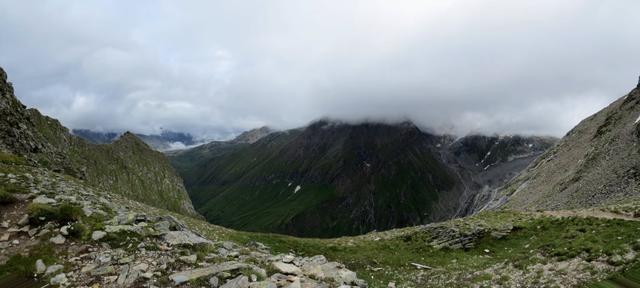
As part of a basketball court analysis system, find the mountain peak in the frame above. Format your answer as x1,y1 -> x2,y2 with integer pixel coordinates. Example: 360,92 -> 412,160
231,126 -> 274,144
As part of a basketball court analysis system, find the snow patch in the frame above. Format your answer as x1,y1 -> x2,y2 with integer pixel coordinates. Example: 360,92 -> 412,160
635,114 -> 640,124
294,185 -> 302,193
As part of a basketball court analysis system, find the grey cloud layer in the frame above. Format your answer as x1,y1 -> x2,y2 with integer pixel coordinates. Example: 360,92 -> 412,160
1,0 -> 639,138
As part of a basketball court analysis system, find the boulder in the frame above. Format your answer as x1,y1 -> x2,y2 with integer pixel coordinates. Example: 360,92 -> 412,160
209,276 -> 220,287
163,230 -> 212,246
91,230 -> 107,241
45,264 -> 64,275
179,254 -> 198,264
50,273 -> 67,286
35,259 -> 46,274
169,261 -> 252,285
33,196 -> 56,204
49,234 -> 66,245
249,281 -> 277,288
221,275 -> 249,288
272,262 -> 302,275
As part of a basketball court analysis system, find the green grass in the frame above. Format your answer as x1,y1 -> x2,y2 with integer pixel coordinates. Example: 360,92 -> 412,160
0,189 -> 17,204
591,262 -> 640,287
211,211 -> 640,287
0,243 -> 57,278
173,125 -> 459,238
0,151 -> 25,165
27,203 -> 83,225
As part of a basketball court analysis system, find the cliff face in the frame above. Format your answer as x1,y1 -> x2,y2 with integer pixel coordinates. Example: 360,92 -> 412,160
0,67 -> 197,216
503,86 -> 640,210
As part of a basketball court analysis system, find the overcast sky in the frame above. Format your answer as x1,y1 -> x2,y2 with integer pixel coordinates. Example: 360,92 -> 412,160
1,1 -> 639,139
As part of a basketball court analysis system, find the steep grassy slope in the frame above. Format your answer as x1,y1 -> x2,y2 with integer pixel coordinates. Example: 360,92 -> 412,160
174,121 -> 462,237
0,67 -> 197,216
503,86 -> 640,210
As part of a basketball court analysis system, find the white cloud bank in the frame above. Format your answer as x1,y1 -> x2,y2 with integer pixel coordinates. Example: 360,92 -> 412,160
0,0 -> 639,138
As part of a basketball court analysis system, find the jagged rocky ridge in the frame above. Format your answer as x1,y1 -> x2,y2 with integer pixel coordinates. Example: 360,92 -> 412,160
170,120 -> 556,237
0,67 -> 197,216
0,157 -> 366,287
502,85 -> 640,210
72,129 -> 201,152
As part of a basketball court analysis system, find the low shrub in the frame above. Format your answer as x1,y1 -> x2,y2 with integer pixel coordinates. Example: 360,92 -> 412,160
28,203 -> 83,225
0,189 -> 17,205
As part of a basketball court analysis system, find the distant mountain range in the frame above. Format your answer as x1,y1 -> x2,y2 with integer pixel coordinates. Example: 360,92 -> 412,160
169,120 -> 557,237
72,129 -> 203,151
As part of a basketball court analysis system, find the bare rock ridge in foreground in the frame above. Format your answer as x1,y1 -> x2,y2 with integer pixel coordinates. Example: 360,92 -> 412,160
0,67 -> 197,216
503,84 -> 640,210
0,159 -> 366,287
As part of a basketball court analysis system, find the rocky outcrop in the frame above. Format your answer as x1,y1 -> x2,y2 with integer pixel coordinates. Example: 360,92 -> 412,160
0,159 -> 366,287
503,86 -> 640,210
231,126 -> 274,144
0,67 -> 197,216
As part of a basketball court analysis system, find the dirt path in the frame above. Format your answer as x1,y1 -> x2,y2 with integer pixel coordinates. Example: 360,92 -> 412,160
539,209 -> 639,221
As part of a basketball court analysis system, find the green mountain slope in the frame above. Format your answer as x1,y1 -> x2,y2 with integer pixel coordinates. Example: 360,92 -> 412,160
0,67 -> 197,216
170,120 -> 555,237
503,85 -> 640,210
173,121 -> 461,237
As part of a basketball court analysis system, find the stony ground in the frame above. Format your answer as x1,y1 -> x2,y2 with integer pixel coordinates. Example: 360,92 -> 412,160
0,161 -> 367,288
3,157 -> 640,287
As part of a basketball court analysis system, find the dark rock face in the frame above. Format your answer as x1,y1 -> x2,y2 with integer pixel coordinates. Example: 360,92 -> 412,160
0,67 -> 198,216
170,120 -> 556,237
0,67 -> 48,156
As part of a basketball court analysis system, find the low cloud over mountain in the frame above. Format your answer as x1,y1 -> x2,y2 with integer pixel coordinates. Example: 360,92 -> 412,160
1,1 -> 639,137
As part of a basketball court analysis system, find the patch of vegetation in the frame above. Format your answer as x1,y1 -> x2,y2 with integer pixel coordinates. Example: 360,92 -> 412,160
239,267 -> 265,281
0,189 -> 17,204
591,261 -> 640,287
103,231 -> 143,251
217,210 -> 640,287
82,214 -> 107,231
0,243 -> 57,278
0,151 -> 25,165
67,222 -> 89,240
172,124 -> 460,238
27,203 -> 83,225
0,182 -> 28,194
